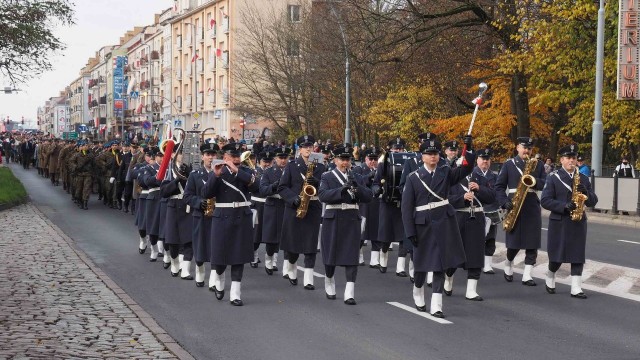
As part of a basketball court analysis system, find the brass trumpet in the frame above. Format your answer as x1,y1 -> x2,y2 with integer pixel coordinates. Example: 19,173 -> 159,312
240,150 -> 255,170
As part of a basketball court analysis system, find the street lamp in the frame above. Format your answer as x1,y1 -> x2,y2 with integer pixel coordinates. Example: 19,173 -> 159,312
328,1 -> 351,145
184,22 -> 199,129
592,0 -> 605,176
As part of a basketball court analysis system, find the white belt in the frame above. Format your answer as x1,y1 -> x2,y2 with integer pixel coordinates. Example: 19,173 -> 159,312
170,194 -> 184,200
141,190 -> 149,195
456,206 -> 483,213
415,199 -> 449,212
268,194 -> 282,199
215,201 -> 251,208
326,203 -> 359,210
507,188 -> 535,194
251,196 -> 266,203
310,196 -> 319,201
148,187 -> 160,193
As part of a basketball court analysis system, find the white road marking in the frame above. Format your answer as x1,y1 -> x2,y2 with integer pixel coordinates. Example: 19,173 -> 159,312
387,302 -> 453,325
296,265 -> 325,278
617,240 -> 640,245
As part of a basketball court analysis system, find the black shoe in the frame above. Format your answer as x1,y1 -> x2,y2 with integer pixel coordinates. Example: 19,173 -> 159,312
149,258 -> 157,262
163,262 -> 171,269
571,292 -> 587,299
181,274 -> 194,280
522,279 -> 537,286
545,285 -> 556,294
304,284 -> 315,290
272,266 -> 278,272
138,247 -> 147,254
359,262 -> 365,266
230,299 -> 243,306
444,289 -> 452,296
82,201 -> 88,210
250,262 -> 258,268
265,267 -> 273,276
289,278 -> 298,286
466,295 -> 483,301
431,311 -> 445,319
196,281 -> 204,287
283,273 -> 289,279
504,273 -> 513,282
369,264 -> 380,269
410,277 -> 415,284
98,196 -> 102,200
396,271 -> 408,278
344,298 -> 357,305
171,269 -> 180,277
214,287 -> 225,300
483,269 -> 495,275
416,305 -> 426,312
326,293 -> 336,300
379,266 -> 387,274
427,282 -> 432,288
117,202 -> 122,210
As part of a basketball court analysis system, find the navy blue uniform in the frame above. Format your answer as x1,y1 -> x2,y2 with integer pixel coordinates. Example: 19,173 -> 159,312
184,168 -> 213,265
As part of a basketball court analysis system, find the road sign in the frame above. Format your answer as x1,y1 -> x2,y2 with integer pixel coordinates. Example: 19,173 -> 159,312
62,132 -> 78,140
130,91 -> 139,99
142,120 -> 151,130
193,112 -> 200,119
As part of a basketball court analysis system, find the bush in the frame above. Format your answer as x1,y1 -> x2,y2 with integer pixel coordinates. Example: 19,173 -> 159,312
0,167 -> 27,206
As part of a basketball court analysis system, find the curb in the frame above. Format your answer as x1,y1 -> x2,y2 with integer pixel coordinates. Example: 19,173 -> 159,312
32,204 -> 195,360
542,209 -> 640,228
0,195 -> 29,212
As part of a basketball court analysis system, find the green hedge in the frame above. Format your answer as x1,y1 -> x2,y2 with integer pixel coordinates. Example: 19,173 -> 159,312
0,167 -> 27,205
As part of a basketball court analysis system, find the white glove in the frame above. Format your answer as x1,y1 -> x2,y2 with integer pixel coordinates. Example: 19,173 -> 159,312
109,177 -> 115,184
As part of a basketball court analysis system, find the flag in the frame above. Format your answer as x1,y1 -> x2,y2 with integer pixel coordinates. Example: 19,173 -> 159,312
173,0 -> 178,11
472,96 -> 483,106
220,8 -> 228,17
136,103 -> 143,114
191,53 -> 199,62
209,19 -> 216,29
216,48 -> 222,57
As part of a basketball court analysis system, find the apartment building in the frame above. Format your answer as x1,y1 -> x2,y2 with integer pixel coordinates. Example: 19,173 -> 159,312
170,0 -> 302,139
88,46 -> 115,138
68,72 -> 91,129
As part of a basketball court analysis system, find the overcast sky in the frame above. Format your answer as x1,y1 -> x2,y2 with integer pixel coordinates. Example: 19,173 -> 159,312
0,0 -> 170,127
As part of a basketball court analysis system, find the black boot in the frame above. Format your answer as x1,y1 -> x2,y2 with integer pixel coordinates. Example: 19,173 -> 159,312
83,201 -> 88,210
118,200 -> 123,210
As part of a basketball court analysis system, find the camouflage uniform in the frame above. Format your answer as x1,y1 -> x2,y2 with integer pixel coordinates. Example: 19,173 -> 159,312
71,148 -> 95,208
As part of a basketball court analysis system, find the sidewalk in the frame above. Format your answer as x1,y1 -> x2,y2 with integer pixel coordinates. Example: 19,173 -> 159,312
0,204 -> 192,359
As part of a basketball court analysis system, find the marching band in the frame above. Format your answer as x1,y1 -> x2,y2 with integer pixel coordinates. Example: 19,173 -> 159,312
17,127 -> 600,318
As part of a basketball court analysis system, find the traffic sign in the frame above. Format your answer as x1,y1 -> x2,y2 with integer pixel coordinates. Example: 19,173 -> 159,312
193,112 -> 201,119
130,91 -> 139,99
62,132 -> 78,140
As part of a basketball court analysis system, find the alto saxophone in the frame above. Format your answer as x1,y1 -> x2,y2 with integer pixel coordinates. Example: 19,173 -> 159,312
503,155 -> 538,232
570,170 -> 588,221
296,159 -> 318,219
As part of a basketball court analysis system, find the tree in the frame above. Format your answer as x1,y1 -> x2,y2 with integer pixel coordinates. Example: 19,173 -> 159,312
0,0 -> 74,84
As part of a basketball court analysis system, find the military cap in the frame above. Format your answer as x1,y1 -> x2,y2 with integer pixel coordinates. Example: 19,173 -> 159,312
364,147 -> 381,159
200,141 -> 220,154
296,135 -> 315,147
418,132 -> 437,142
478,148 -> 493,158
577,154 -> 584,162
388,137 -> 406,150
419,139 -> 441,154
332,145 -> 354,159
221,142 -> 242,156
558,144 -> 578,157
444,140 -> 459,150
274,147 -> 292,157
517,137 -> 534,148
259,150 -> 275,161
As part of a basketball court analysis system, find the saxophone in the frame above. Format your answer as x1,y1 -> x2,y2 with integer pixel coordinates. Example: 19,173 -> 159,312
296,159 -> 318,219
204,198 -> 215,217
570,170 -> 588,221
503,155 -> 538,232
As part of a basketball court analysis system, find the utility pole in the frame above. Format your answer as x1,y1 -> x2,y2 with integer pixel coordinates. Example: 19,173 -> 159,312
592,0 -> 605,176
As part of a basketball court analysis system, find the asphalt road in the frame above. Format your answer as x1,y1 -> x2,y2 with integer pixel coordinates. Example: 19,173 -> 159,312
11,164 -> 640,360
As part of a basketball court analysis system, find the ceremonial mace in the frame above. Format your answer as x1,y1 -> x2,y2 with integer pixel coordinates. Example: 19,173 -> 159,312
461,82 -> 488,166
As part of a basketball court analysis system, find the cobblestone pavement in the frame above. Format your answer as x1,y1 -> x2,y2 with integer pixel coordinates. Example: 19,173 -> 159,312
0,204 -> 183,359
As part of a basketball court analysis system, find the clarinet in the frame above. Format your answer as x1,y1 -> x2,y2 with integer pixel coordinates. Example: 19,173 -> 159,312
467,175 -> 476,219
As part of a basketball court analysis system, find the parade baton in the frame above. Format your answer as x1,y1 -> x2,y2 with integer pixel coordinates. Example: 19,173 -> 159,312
461,82 -> 488,166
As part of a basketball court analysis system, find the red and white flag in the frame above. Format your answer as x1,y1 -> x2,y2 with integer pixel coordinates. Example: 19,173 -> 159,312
191,53 -> 199,63
136,103 -> 143,114
209,19 -> 216,29
215,48 -> 222,57
472,96 -> 483,106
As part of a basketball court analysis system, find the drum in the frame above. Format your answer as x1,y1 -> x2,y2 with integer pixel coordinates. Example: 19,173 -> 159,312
382,152 -> 414,202
485,209 -> 505,225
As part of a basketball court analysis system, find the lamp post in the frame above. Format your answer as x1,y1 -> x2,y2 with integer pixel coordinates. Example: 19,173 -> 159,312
328,1 -> 351,145
184,22 -> 199,130
591,0 -> 605,176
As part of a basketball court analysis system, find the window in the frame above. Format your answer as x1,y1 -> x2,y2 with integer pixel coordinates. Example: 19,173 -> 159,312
287,39 -> 300,56
288,5 -> 300,22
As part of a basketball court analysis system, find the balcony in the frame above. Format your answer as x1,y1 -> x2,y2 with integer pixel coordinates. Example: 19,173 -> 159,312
207,91 -> 215,104
209,28 -> 216,39
140,80 -> 150,90
176,35 -> 182,49
222,88 -> 229,104
175,69 -> 182,79
185,66 -> 192,77
151,50 -> 160,61
152,101 -> 161,112
98,76 -> 106,84
208,60 -> 215,71
151,77 -> 160,86
175,96 -> 182,111
186,34 -> 192,47
197,59 -> 204,73
197,28 -> 204,43
185,95 -> 192,109
197,93 -> 204,107
221,52 -> 229,69
140,55 -> 149,65
222,17 -> 229,34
